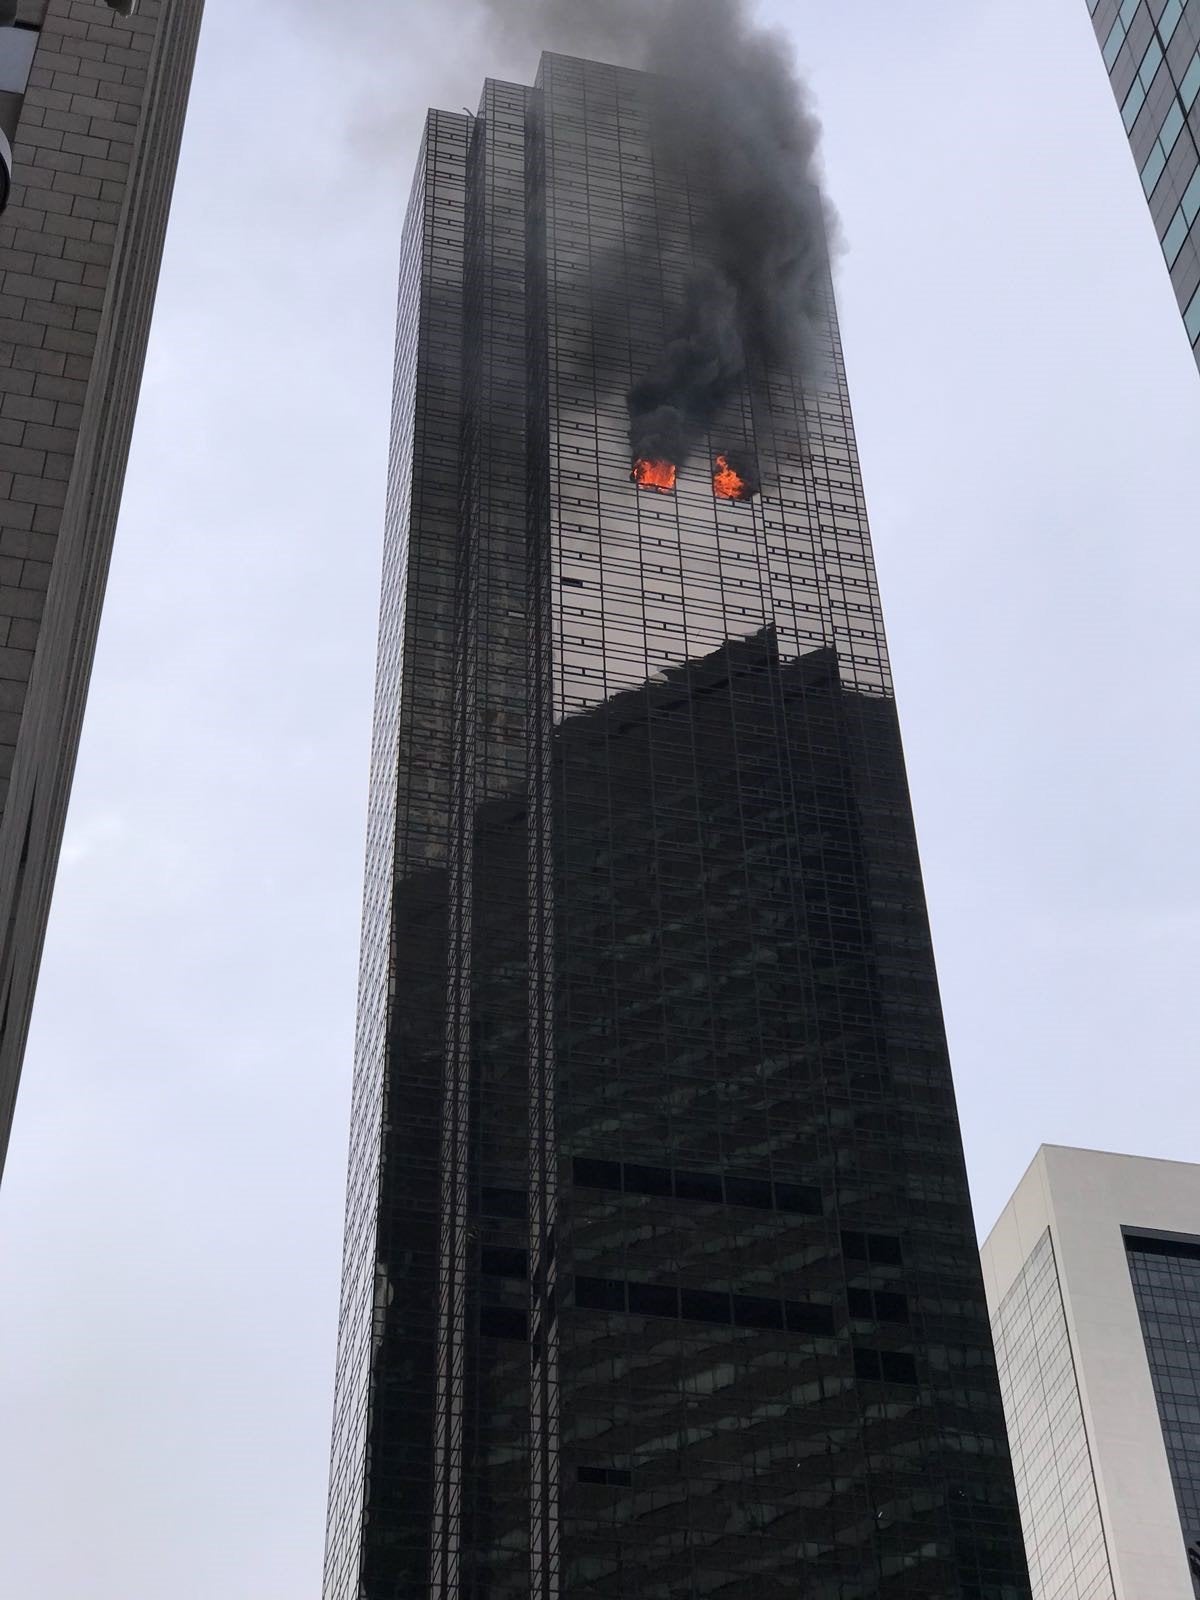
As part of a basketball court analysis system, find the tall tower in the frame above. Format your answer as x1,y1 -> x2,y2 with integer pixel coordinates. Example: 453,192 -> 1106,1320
983,1146 -> 1200,1599
0,0 -> 204,1177
1085,0 -> 1200,368
325,53 -> 1031,1599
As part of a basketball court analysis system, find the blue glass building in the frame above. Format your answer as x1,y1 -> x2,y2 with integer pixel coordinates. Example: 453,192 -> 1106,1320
1087,0 -> 1200,365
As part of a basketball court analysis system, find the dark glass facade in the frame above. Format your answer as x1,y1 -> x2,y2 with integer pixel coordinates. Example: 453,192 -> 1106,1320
1086,0 -> 1200,367
1125,1233 -> 1200,1592
324,52 -> 1031,1600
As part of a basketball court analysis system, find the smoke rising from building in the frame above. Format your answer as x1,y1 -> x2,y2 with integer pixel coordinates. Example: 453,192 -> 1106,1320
483,0 -> 834,469
289,0 -> 834,470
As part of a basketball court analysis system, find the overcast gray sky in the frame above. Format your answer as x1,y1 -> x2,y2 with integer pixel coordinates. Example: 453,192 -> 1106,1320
0,1 -> 1197,1595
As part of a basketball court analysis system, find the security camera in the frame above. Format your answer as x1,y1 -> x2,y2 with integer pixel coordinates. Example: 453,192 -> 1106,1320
105,0 -> 138,15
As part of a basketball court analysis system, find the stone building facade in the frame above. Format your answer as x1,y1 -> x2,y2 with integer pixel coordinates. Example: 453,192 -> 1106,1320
0,0 -> 205,1176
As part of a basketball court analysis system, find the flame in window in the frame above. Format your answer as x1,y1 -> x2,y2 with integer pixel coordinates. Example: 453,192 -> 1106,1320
713,455 -> 753,501
632,458 -> 677,493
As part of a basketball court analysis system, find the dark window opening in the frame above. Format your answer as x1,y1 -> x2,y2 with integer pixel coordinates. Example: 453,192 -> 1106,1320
841,1230 -> 903,1266
481,1246 -> 528,1279
624,1162 -> 673,1196
674,1170 -> 723,1204
873,1291 -> 909,1323
734,1294 -> 784,1329
573,1157 -> 622,1190
774,1181 -> 822,1214
724,1176 -> 773,1210
786,1300 -> 837,1336
479,1305 -> 528,1341
680,1288 -> 730,1323
854,1346 -> 918,1385
480,1186 -> 528,1219
574,1276 -> 625,1312
628,1282 -> 678,1318
880,1350 -> 918,1384
578,1466 -> 632,1487
848,1287 -> 909,1324
853,1347 -> 879,1381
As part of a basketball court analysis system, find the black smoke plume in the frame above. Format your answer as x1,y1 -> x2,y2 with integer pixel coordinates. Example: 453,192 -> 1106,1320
483,0 -> 834,468
628,266 -> 743,467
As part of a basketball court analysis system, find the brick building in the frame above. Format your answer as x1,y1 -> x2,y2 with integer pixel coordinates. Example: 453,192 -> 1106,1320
0,0 -> 204,1178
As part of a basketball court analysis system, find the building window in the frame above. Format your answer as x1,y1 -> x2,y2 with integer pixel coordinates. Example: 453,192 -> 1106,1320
577,1466 -> 632,1487
853,1347 -> 918,1386
1159,0 -> 1184,45
1182,167 -> 1200,226
1160,101 -> 1185,157
479,1305 -> 528,1341
1142,141 -> 1168,194
1139,37 -> 1164,89
573,1275 -> 835,1336
992,1229 -> 1115,1599
1163,208 -> 1189,265
1139,101 -> 1185,194
1123,78 -> 1147,131
1125,1232 -> 1200,1579
572,1154 -> 821,1215
841,1229 -> 903,1265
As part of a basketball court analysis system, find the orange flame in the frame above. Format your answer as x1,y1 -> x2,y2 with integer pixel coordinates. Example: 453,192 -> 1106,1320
713,455 -> 751,501
632,458 -> 677,493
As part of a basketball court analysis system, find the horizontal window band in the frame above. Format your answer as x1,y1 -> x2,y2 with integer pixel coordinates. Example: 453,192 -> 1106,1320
573,1155 -> 821,1216
574,1275 -> 835,1335
1124,1230 -> 1200,1263
578,1466 -> 632,1487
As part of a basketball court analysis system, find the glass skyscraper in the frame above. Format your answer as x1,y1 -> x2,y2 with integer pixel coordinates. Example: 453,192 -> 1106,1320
1086,0 -> 1200,366
324,52 -> 1031,1600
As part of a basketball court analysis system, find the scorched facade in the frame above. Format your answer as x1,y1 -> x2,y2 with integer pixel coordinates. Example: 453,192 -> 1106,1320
324,52 -> 1031,1600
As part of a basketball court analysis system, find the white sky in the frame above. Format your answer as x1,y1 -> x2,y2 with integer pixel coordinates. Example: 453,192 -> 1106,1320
1,2 -> 1198,1595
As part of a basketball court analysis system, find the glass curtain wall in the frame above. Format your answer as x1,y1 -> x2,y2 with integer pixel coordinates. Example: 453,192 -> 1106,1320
323,53 -> 1031,1600
1087,0 -> 1200,365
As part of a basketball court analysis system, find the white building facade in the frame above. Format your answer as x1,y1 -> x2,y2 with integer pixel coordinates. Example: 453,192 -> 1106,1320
982,1145 -> 1200,1600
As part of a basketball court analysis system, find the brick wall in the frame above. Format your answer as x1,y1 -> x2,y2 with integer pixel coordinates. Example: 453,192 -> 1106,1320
0,0 -> 205,1175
